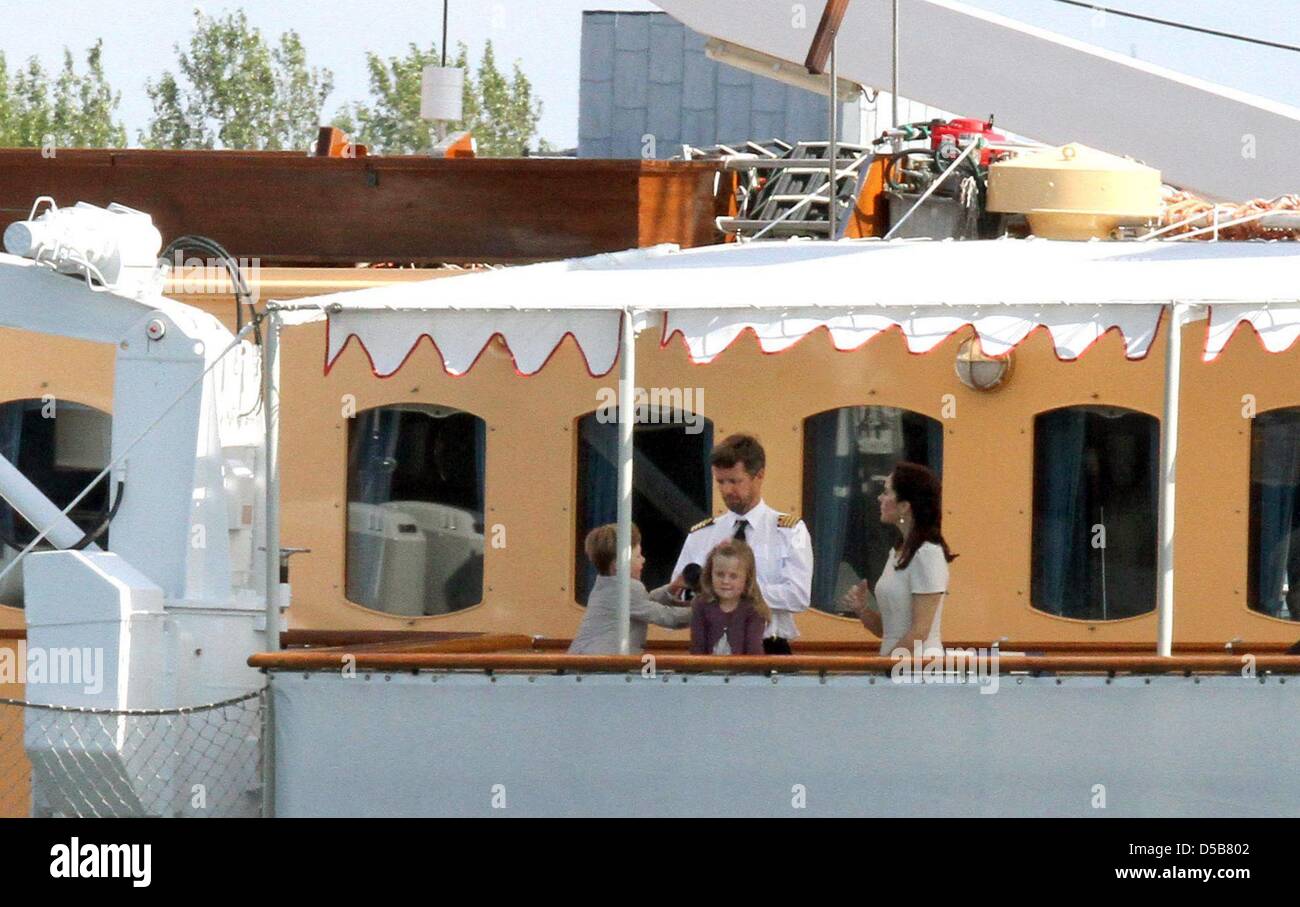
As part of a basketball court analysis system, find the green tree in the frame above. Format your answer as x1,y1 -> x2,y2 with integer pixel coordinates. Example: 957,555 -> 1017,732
142,10 -> 333,150
52,40 -> 127,147
0,53 -> 10,145
468,42 -> 541,158
335,40 -> 543,157
10,57 -> 54,147
0,41 -> 128,148
141,72 -> 195,150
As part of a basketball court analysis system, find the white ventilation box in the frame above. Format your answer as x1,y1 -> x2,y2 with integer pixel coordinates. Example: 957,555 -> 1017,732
346,501 -> 484,616
347,502 -> 427,617
388,501 -> 484,616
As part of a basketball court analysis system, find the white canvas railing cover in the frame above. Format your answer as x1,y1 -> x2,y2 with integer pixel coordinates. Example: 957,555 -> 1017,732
285,238 -> 1300,376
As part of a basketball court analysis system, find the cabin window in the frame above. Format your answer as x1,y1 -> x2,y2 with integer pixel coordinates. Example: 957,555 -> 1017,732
1248,408 -> 1300,621
345,404 -> 485,616
1031,406 -> 1158,620
0,400 -> 113,608
574,408 -> 714,604
802,406 -> 943,613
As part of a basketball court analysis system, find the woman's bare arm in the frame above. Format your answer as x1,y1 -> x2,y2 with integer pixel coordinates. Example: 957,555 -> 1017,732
841,581 -> 882,637
900,592 -> 943,648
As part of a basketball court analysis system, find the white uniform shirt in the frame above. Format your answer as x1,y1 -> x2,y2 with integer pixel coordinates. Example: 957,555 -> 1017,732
672,499 -> 813,641
875,541 -> 948,656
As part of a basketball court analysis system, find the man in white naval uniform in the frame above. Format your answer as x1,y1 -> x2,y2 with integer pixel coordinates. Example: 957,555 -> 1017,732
670,434 -> 813,654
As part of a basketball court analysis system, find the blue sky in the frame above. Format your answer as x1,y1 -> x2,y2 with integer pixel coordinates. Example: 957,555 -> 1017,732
2,0 -> 1298,148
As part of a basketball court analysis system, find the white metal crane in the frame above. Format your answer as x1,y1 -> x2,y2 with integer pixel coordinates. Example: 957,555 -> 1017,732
0,200 -> 269,815
653,0 -> 1300,200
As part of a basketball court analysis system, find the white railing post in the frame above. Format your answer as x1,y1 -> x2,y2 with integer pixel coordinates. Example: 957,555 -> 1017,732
1156,303 -> 1186,656
616,309 -> 636,655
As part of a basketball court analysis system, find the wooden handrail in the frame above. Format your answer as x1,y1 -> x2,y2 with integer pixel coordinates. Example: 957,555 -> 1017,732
248,650 -> 1300,675
530,637 -> 1297,654
279,633 -> 1297,655
8,623 -> 1293,656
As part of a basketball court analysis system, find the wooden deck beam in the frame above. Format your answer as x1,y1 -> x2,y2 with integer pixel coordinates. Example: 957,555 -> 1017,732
0,149 -> 730,265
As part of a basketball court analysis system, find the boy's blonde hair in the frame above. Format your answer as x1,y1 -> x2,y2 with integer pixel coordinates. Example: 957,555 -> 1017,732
584,522 -> 641,576
700,540 -> 770,621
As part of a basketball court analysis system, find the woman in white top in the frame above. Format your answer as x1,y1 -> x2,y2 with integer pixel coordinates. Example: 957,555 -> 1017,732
842,462 -> 956,656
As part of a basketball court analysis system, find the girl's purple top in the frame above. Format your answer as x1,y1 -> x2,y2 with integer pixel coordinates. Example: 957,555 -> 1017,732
689,599 -> 766,655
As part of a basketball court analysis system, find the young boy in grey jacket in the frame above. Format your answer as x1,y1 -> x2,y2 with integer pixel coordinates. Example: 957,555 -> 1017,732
568,523 -> 692,655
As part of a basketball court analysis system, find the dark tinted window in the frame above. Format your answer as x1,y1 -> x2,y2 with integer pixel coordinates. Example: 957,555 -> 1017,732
575,411 -> 713,604
0,400 -> 112,607
1249,409 -> 1300,621
346,404 -> 485,616
802,406 -> 943,612
1031,406 -> 1158,620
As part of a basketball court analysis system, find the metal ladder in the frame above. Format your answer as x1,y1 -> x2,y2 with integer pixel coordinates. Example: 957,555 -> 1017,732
715,141 -> 873,240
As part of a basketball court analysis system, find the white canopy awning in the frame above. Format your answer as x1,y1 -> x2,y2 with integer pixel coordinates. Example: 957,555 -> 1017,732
284,238 -> 1300,376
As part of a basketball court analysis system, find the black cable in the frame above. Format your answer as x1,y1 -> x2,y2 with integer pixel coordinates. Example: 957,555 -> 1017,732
69,480 -> 126,551
0,479 -> 124,554
1048,0 -> 1300,54
0,519 -> 49,555
160,235 -> 258,340
160,234 -> 265,417
441,0 -> 449,67
164,235 -> 255,332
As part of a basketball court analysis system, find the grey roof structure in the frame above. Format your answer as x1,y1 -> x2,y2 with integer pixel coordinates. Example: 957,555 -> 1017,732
579,11 -> 956,159
580,11 -> 837,158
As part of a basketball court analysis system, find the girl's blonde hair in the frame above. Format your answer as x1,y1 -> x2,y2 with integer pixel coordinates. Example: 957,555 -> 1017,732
699,540 -> 771,621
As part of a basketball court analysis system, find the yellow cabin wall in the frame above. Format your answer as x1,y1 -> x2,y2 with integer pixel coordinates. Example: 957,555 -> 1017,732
279,314 -> 1300,646
0,638 -> 30,817
0,299 -> 1296,646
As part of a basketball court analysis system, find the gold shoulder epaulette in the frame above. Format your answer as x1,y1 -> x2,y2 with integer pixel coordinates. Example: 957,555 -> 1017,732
776,512 -> 800,529
689,516 -> 717,533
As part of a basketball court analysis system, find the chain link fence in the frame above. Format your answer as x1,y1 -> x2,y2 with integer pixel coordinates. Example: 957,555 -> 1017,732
0,689 -> 266,818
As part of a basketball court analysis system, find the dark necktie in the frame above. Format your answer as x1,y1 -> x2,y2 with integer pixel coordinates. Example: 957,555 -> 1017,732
733,520 -> 749,542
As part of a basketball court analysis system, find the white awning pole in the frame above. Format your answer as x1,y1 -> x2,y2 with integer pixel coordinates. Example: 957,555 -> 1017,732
616,308 -> 636,655
263,309 -> 283,653
261,309 -> 281,819
1156,303 -> 1185,656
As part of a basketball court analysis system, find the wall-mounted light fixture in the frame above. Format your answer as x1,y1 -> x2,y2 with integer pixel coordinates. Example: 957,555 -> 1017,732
955,335 -> 1011,390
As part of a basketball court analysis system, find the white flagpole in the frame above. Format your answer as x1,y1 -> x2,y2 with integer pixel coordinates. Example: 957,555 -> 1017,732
1155,303 -> 1186,656
616,308 -> 636,655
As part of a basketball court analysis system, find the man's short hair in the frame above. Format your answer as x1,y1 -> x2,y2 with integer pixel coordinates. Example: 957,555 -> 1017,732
584,522 -> 642,576
710,433 -> 766,476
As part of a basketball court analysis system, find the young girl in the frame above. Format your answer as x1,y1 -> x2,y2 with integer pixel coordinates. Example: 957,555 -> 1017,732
690,540 -> 771,655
